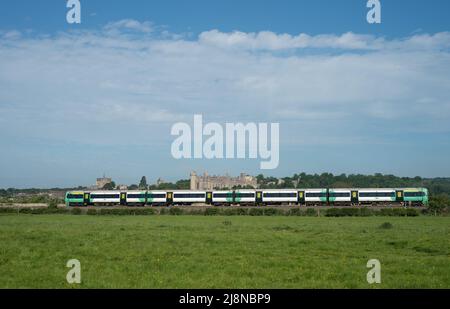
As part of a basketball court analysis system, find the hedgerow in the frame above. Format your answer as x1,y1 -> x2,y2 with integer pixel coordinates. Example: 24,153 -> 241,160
0,206 -> 424,216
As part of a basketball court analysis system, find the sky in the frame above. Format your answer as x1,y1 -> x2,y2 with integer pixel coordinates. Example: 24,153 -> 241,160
1,0 -> 450,188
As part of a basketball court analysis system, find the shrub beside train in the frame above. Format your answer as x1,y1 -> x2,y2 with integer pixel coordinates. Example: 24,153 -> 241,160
65,188 -> 429,207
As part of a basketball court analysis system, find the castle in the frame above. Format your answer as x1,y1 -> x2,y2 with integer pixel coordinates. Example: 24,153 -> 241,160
190,172 -> 257,190
96,176 -> 112,189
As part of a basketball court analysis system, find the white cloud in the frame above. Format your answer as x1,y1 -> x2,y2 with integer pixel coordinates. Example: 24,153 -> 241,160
104,19 -> 154,34
0,20 -> 450,147
199,29 -> 450,51
198,30 -> 381,50
1,30 -> 21,40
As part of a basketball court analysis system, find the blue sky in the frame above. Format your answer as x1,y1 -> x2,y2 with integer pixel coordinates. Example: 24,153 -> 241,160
2,0 -> 450,36
1,1 -> 450,188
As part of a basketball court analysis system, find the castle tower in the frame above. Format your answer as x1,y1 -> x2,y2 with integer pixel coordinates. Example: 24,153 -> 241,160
190,171 -> 198,190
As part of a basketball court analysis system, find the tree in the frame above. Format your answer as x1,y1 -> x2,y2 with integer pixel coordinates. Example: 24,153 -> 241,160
128,184 -> 138,190
175,179 -> 190,189
47,199 -> 58,209
102,182 -> 116,190
139,176 -> 148,189
428,194 -> 450,216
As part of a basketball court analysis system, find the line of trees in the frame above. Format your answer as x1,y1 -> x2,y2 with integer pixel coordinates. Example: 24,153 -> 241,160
256,173 -> 450,196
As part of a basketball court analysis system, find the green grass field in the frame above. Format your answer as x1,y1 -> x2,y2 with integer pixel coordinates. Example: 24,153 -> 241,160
0,214 -> 449,288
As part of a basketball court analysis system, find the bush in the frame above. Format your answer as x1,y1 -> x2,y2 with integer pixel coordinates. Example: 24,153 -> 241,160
249,208 -> 264,216
379,222 -> 393,229
406,208 -> 419,217
222,208 -> 237,216
305,208 -> 317,217
236,208 -> 249,216
169,207 -> 184,215
19,208 -> 49,215
378,208 -> 394,216
43,207 -> 69,214
264,208 -> 280,216
288,208 -> 304,216
359,207 -> 374,217
71,207 -> 82,215
221,208 -> 248,216
204,207 -> 220,216
87,208 -> 98,215
186,209 -> 204,215
133,208 -> 155,215
325,208 -> 341,217
98,208 -> 156,216
0,207 -> 18,214
99,208 -> 124,215
47,199 -> 59,209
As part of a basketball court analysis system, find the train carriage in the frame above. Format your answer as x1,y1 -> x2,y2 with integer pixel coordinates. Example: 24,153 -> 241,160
328,189 -> 352,205
146,191 -> 167,206
212,190 -> 234,205
403,188 -> 429,206
89,191 -> 121,206
234,190 -> 256,205
173,191 -> 206,205
65,191 -> 84,207
125,191 -> 147,206
304,189 -> 328,205
262,190 -> 297,205
358,188 -> 396,205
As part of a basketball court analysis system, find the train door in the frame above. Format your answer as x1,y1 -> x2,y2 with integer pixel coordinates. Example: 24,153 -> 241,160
256,191 -> 263,205
83,192 -> 90,207
396,190 -> 404,203
298,191 -> 305,205
120,192 -> 127,206
166,192 -> 173,206
206,192 -> 212,205
351,190 -> 359,204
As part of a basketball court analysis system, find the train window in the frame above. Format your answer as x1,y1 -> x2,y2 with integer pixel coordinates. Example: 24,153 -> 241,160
263,192 -> 297,198
236,193 -> 255,198
359,192 -> 395,197
147,193 -> 166,199
67,194 -> 83,199
173,193 -> 206,198
213,193 -> 232,198
127,194 -> 146,199
404,192 -> 425,197
305,193 -> 327,198
329,192 -> 351,197
90,194 -> 120,199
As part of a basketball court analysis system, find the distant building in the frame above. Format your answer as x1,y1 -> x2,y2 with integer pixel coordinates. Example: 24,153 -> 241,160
117,185 -> 128,190
96,176 -> 112,189
190,171 -> 257,190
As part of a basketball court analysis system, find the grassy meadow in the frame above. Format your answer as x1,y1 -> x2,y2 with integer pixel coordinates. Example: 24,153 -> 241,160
0,214 -> 448,288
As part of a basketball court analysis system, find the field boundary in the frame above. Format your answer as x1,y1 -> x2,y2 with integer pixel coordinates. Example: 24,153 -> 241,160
0,205 -> 439,216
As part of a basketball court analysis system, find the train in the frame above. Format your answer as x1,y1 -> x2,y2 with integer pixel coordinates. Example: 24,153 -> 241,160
65,187 -> 429,207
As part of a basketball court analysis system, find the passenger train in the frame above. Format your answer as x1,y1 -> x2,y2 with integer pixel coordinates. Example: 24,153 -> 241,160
65,188 -> 429,207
